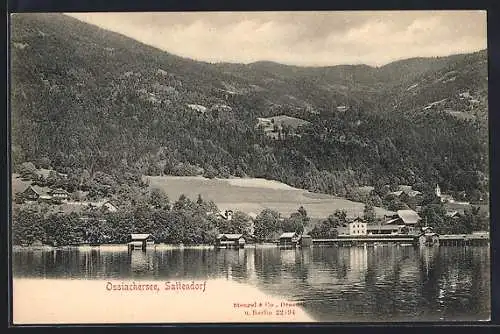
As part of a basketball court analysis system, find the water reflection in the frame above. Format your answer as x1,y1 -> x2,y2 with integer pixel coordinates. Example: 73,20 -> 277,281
12,245 -> 490,321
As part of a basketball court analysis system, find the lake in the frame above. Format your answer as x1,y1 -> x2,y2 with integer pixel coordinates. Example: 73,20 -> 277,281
12,245 -> 490,323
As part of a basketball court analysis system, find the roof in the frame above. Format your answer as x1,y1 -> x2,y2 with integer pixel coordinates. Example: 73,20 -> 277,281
279,232 -> 298,239
389,191 -> 404,196
217,234 -> 244,240
406,190 -> 422,197
398,185 -> 413,192
384,218 -> 403,225
389,189 -> 421,197
397,210 -> 421,225
23,185 -> 50,196
130,234 -> 152,240
357,186 -> 374,194
50,188 -> 69,194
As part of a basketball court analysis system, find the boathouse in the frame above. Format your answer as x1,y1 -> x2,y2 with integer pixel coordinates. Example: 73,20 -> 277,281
278,232 -> 300,246
128,233 -> 155,250
418,227 -> 440,247
215,234 -> 246,248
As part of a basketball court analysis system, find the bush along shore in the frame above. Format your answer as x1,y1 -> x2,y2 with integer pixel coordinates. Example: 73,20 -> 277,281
12,192 -> 312,247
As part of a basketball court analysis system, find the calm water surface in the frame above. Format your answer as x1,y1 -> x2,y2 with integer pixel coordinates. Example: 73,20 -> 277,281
13,245 -> 490,322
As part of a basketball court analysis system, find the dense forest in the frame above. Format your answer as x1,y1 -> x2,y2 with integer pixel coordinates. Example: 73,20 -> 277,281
10,13 -> 489,203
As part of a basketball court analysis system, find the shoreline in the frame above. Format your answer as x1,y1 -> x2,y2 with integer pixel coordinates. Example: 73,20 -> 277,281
12,233 -> 489,251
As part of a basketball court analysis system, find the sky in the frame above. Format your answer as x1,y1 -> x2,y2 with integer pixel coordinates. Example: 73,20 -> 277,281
65,11 -> 487,67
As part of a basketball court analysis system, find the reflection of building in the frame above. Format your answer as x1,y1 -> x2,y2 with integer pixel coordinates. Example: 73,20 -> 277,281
130,249 -> 153,272
280,249 -> 296,265
246,249 -> 257,282
347,247 -> 368,280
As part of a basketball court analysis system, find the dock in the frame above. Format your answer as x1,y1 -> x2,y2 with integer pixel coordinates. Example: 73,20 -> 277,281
311,233 -> 489,246
313,236 -> 415,246
438,234 -> 489,246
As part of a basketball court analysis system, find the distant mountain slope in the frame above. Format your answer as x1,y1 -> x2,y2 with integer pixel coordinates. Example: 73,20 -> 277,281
389,50 -> 488,120
10,13 -> 489,201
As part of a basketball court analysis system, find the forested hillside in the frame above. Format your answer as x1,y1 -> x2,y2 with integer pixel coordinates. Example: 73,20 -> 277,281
10,13 -> 489,201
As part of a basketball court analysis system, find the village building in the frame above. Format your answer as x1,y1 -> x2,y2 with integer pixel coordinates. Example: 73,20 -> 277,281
216,210 -> 233,221
19,185 -> 53,202
337,218 -> 367,236
49,188 -> 70,201
19,185 -> 43,201
366,224 -> 406,235
446,211 -> 461,219
278,232 -> 301,246
128,234 -> 155,251
370,209 -> 421,235
389,185 -> 422,198
435,184 -> 455,203
215,234 -> 246,248
396,209 -> 421,226
98,200 -> 118,212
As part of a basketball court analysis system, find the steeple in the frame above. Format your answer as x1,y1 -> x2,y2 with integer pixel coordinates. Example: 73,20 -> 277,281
435,184 -> 441,197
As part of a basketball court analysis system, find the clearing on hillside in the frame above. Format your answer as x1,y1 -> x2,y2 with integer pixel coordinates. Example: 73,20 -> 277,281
145,176 -> 393,219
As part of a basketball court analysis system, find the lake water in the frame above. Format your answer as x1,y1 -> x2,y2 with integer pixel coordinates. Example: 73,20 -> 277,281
12,245 -> 490,322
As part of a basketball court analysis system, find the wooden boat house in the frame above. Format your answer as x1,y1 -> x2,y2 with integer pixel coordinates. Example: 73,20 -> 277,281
418,227 -> 440,247
128,233 -> 155,250
215,234 -> 246,248
278,232 -> 300,247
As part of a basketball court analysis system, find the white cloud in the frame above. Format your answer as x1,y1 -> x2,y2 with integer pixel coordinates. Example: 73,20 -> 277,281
65,11 -> 487,67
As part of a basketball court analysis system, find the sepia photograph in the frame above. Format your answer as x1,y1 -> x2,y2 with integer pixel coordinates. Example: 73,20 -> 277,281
9,10 -> 490,324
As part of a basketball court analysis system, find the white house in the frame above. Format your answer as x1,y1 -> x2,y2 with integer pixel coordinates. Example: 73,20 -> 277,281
337,218 -> 367,236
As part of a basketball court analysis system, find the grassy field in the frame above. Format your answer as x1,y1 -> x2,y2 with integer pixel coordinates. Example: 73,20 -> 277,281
145,176 -> 393,219
11,172 -> 393,220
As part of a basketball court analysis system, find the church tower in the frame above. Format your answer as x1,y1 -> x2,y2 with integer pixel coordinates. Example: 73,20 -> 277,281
435,184 -> 441,198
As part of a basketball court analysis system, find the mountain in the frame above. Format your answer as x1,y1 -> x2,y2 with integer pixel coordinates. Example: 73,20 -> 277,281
10,13 -> 489,201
